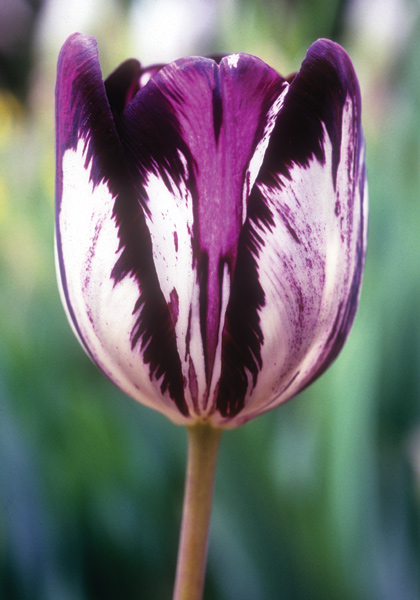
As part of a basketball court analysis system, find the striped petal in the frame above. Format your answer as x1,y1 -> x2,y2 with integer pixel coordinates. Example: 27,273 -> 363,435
55,34 -> 189,422
215,39 -> 367,426
55,35 -> 367,428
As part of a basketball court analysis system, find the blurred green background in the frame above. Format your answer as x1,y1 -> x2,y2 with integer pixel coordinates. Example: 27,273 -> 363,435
1,0 -> 419,598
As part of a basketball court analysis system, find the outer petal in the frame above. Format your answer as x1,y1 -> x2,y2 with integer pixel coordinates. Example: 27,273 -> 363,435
55,34 -> 189,423
215,39 -> 368,425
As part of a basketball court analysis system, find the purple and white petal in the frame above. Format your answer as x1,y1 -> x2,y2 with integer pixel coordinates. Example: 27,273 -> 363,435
55,34 -> 189,423
214,39 -> 367,426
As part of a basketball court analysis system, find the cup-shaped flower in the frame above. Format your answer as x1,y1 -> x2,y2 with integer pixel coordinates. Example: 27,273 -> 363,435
55,34 -> 367,428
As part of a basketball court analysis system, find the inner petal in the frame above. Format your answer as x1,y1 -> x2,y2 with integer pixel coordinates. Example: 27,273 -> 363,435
116,54 -> 285,415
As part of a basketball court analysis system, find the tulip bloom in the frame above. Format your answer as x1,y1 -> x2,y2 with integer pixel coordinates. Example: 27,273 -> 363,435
55,34 -> 367,430
55,34 -> 367,600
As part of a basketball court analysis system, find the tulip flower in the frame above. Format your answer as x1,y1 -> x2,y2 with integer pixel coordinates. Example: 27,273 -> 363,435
55,33 -> 367,600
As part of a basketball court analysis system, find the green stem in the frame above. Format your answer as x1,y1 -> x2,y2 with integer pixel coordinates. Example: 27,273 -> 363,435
172,423 -> 222,600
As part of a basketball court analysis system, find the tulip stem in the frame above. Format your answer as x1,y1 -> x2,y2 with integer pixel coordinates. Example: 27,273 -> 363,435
173,423 -> 222,600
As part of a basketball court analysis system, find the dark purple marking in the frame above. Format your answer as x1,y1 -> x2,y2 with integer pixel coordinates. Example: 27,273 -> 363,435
212,68 -> 223,144
105,59 -> 167,118
185,307 -> 192,362
259,39 -> 361,192
188,358 -> 199,412
168,288 -> 179,325
104,59 -> 141,116
335,200 -> 341,216
280,212 -> 301,244
216,186 -> 274,417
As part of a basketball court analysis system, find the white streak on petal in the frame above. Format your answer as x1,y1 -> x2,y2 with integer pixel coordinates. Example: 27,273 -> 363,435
58,139 -> 190,425
243,84 -> 289,224
226,54 -> 240,68
142,159 -> 207,414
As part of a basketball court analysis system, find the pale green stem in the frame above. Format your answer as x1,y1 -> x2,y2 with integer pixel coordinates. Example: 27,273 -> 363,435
172,423 -> 222,600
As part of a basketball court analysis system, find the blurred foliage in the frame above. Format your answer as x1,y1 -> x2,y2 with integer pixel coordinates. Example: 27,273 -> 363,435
1,0 -> 420,599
